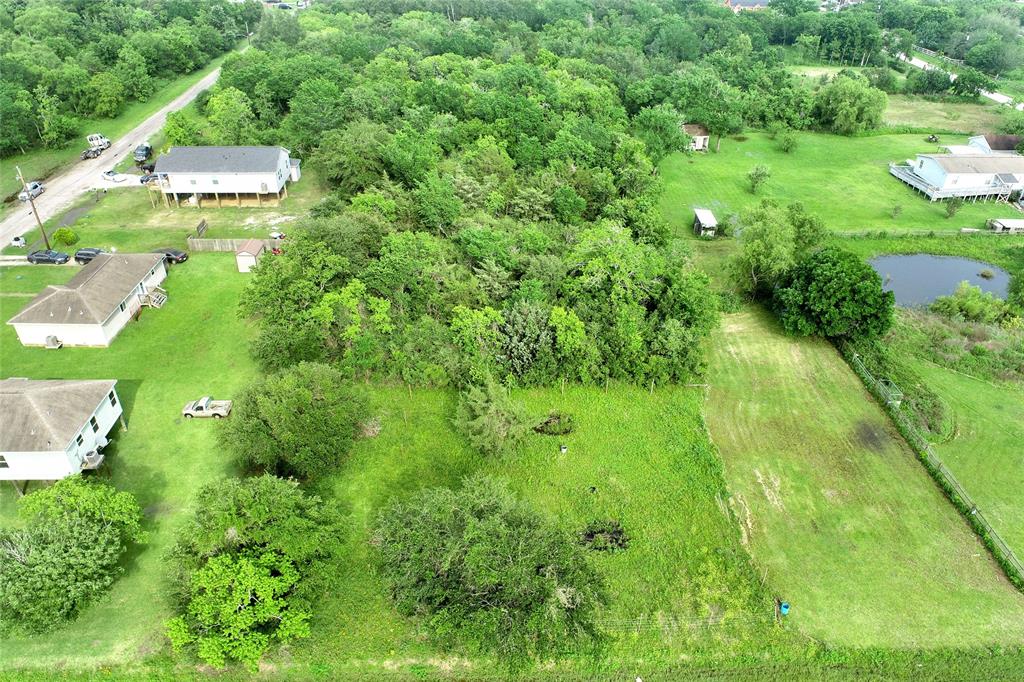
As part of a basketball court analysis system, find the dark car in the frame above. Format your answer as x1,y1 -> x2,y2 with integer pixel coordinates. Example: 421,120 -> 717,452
74,247 -> 104,264
139,174 -> 158,185
27,249 -> 70,265
133,143 -> 152,163
153,248 -> 188,264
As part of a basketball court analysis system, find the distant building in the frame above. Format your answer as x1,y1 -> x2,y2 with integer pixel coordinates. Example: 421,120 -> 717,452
683,124 -> 710,152
0,378 -> 124,482
694,208 -> 719,237
235,239 -> 266,273
725,0 -> 770,11
7,253 -> 167,348
889,154 -> 1024,201
944,135 -> 1023,156
154,146 -> 301,208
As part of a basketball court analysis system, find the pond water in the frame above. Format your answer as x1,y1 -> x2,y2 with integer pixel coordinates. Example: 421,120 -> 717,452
868,254 -> 1011,307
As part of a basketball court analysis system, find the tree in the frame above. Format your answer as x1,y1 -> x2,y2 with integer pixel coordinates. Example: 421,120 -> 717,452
312,120 -> 390,196
732,201 -> 797,298
747,164 -> 771,193
35,88 -> 79,148
812,76 -> 887,135
167,476 -> 341,670
114,44 -> 154,102
89,71 -> 126,117
950,68 -> 994,99
677,68 -> 744,152
162,110 -> 202,147
219,362 -> 368,480
946,197 -> 964,218
413,173 -> 462,234
206,87 -> 255,145
631,104 -> 688,163
0,477 -> 143,634
282,77 -> 347,154
775,246 -> 894,340
372,475 -> 608,665
454,378 -> 529,457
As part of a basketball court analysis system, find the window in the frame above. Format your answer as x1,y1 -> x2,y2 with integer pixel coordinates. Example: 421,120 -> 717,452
76,434 -> 84,446
90,416 -> 99,433
109,390 -> 117,407
0,456 -> 8,469
190,179 -> 197,185
119,301 -> 126,312
212,178 -> 219,185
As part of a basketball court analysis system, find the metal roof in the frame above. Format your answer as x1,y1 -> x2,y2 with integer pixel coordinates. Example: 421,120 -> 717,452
236,239 -> 266,256
155,146 -> 288,174
0,378 -> 116,452
7,253 -> 164,326
919,154 -> 1024,174
694,208 -> 718,226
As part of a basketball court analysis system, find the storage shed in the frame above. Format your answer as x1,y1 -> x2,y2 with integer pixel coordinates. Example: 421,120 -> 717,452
235,239 -> 266,273
683,124 -> 710,152
694,208 -> 719,237
988,218 -> 1024,234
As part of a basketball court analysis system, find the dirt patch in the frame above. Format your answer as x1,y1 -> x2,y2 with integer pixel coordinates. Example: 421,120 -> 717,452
753,468 -> 784,510
59,204 -> 92,227
243,213 -> 297,227
729,494 -> 753,547
360,417 -> 382,438
855,420 -> 886,453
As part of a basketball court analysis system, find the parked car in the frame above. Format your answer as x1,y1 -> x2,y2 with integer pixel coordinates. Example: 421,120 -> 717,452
277,2 -> 293,8
10,236 -> 27,248
140,163 -> 155,173
101,170 -> 125,182
133,143 -> 152,162
139,174 -> 158,185
74,247 -> 104,264
27,249 -> 70,265
182,397 -> 232,419
269,231 -> 287,240
153,247 -> 188,264
18,181 -> 44,201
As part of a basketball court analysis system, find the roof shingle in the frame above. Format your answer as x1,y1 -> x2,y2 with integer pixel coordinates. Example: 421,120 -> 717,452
0,378 -> 117,452
154,146 -> 288,174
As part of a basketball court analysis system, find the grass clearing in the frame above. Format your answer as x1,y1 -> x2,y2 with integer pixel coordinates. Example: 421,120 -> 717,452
704,307 -> 1024,647
0,254 -> 257,668
659,132 -> 1003,233
0,265 -> 77,294
883,95 -> 1004,134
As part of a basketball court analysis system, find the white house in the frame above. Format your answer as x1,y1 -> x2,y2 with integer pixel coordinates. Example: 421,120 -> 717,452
0,378 -> 124,482
154,146 -> 301,208
7,253 -> 167,348
683,124 -> 710,152
889,153 -> 1024,201
235,238 -> 266,273
944,135 -> 1023,156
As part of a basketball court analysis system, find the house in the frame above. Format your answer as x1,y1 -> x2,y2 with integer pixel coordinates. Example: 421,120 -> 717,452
235,238 -> 266,273
694,208 -> 719,236
944,135 -> 1024,156
988,218 -> 1024,233
7,253 -> 167,348
725,0 -> 770,11
153,146 -> 301,208
889,154 -> 1024,201
0,378 -> 124,482
683,124 -> 710,152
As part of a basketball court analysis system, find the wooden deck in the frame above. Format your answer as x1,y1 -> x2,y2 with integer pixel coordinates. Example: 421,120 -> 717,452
889,163 -> 1013,202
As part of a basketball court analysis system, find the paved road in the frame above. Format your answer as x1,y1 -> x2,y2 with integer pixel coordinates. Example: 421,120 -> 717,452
1,63 -> 227,248
899,53 -> 1024,112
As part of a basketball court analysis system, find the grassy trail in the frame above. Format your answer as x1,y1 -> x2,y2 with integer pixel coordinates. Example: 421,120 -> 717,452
704,307 -> 1024,647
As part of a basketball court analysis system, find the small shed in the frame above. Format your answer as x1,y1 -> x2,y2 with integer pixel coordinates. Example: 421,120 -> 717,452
683,124 -> 710,152
694,208 -> 718,237
988,218 -> 1024,234
235,239 -> 266,273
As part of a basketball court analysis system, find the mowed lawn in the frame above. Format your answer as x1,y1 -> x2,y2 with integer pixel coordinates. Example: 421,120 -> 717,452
299,385 -> 783,677
0,254 -> 257,668
704,308 -> 1024,647
659,132 -> 1001,234
911,361 -> 1024,558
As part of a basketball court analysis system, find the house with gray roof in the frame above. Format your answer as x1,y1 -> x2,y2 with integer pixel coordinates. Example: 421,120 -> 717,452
889,153 -> 1024,201
153,146 -> 300,208
0,378 -> 124,482
7,253 -> 167,348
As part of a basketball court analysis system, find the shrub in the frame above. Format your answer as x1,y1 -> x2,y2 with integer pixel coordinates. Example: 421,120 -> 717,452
0,476 -> 143,634
219,362 -> 368,480
372,474 -> 608,665
51,227 -> 79,248
747,164 -> 771,193
778,130 -> 797,153
167,475 -> 343,670
945,197 -> 964,218
931,282 -> 1012,325
579,520 -> 630,552
533,411 -> 575,436
454,378 -> 528,457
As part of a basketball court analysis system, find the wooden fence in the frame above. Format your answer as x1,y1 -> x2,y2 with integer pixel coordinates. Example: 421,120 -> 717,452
844,349 -> 1024,588
186,237 -> 279,252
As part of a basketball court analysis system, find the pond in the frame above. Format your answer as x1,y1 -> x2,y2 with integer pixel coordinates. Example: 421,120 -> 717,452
868,254 -> 1011,307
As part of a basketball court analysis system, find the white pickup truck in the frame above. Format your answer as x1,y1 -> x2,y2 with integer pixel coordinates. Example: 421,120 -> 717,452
182,396 -> 232,419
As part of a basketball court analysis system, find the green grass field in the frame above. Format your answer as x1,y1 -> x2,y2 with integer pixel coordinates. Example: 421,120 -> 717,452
883,95 -> 1004,134
659,132 -> 1004,233
704,308 -> 1024,647
0,265 -> 76,295
0,255 -> 257,668
909,361 -> 1024,558
0,48 -> 239,204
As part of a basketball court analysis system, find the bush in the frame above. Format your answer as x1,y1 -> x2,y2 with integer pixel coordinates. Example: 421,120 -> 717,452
931,282 -> 1013,325
945,197 -> 964,218
533,411 -> 575,435
579,520 -> 630,552
167,475 -> 343,670
778,130 -> 797,153
454,378 -> 528,456
219,362 -> 368,480
747,164 -> 771,193
372,474 -> 608,664
0,476 -> 143,634
51,227 -> 79,248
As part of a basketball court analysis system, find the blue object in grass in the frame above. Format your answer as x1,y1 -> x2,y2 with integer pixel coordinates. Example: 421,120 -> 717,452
780,602 -> 790,616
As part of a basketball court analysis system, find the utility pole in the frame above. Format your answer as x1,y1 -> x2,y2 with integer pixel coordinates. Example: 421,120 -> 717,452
15,165 -> 49,249
244,20 -> 251,47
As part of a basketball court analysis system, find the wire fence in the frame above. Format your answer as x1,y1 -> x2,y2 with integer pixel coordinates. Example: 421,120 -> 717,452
843,349 -> 1024,587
